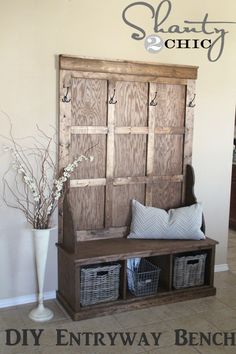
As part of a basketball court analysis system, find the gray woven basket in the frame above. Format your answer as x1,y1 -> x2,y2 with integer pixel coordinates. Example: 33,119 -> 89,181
127,259 -> 161,297
173,253 -> 207,289
80,262 -> 121,306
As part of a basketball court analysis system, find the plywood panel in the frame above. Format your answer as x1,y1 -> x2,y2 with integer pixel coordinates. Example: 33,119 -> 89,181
114,135 -> 147,177
71,78 -> 107,126
154,135 -> 183,176
69,187 -> 105,230
112,185 -> 145,227
114,81 -> 148,126
152,182 -> 182,210
59,58 -> 195,242
70,134 -> 106,179
152,84 -> 186,127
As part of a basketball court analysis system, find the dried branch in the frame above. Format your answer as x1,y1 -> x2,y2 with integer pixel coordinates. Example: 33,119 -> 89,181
0,113 -> 95,229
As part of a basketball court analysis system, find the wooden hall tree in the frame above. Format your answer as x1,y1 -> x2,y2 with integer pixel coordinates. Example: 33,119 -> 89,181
57,56 -> 217,320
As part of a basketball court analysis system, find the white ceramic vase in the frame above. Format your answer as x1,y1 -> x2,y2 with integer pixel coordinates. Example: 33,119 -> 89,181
29,228 -> 54,322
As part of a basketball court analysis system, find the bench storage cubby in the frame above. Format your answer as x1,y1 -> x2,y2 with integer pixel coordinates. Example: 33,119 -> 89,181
57,55 -> 218,321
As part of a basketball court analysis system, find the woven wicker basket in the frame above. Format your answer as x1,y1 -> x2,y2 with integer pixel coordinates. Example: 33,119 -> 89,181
173,253 -> 207,289
80,262 -> 121,306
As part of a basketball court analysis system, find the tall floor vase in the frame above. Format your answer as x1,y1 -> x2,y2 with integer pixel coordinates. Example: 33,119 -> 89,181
29,228 -> 54,322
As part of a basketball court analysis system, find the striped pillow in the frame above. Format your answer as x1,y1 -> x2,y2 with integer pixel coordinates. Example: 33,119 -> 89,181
128,200 -> 205,240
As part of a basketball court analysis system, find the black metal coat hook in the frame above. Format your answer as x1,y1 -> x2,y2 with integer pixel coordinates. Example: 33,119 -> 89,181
150,92 -> 158,106
62,87 -> 71,103
109,89 -> 117,104
189,94 -> 196,108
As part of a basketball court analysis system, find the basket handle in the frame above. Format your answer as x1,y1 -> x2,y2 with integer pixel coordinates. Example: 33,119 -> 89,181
187,259 -> 199,265
97,271 -> 109,276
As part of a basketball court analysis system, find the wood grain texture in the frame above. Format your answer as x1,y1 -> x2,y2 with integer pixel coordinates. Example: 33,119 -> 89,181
70,134 -> 106,179
146,83 -> 156,176
154,135 -> 184,176
182,80 -> 195,203
71,78 -> 107,126
71,126 -> 108,134
65,287 -> 216,321
115,126 -> 148,134
71,70 -> 188,84
60,55 -> 198,79
63,190 -> 76,252
70,175 -> 183,188
58,248 -> 76,311
76,227 -> 128,241
112,184 -> 145,227
57,57 -> 219,323
70,126 -> 185,135
69,187 -> 105,230
70,178 -> 106,188
184,80 -> 195,166
114,81 -> 148,126
153,84 -> 186,127
74,237 -> 218,265
58,286 -> 216,321
114,135 -> 147,177
120,260 -> 127,299
145,83 -> 156,205
152,182 -> 182,210
59,70 -> 72,243
105,82 -> 116,228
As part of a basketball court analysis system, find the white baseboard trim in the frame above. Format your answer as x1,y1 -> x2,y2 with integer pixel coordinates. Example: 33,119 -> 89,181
0,291 -> 56,309
214,264 -> 229,272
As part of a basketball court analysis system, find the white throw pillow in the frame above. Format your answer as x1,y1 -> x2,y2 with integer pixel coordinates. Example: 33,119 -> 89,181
128,200 -> 205,240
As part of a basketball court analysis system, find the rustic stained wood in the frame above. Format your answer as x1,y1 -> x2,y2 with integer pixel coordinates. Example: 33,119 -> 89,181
71,70 -> 188,85
182,80 -> 195,203
69,237 -> 217,265
57,56 -> 217,321
58,70 -> 72,243
57,285 -> 216,321
59,55 -> 198,79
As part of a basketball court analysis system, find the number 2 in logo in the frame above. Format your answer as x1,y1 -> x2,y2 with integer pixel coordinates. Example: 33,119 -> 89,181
145,35 -> 163,53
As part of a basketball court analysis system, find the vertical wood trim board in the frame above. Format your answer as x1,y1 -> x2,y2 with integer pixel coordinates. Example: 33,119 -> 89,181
59,70 -> 72,243
105,81 -> 116,228
182,79 -> 195,203
145,83 -> 156,206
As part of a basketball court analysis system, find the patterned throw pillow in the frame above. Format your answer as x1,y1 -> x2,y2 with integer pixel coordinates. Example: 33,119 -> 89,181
128,200 -> 205,240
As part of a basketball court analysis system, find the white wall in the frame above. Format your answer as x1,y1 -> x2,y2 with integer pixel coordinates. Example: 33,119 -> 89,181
0,0 -> 236,301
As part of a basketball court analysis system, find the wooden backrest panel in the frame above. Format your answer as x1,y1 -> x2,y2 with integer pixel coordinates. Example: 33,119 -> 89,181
59,56 -> 198,246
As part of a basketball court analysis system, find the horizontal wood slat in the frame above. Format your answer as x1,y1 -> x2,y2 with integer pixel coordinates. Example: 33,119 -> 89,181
70,178 -> 106,187
115,127 -> 148,134
70,71 -> 188,85
70,126 -> 185,135
60,55 -> 198,80
70,175 -> 183,188
71,126 -> 108,134
76,227 -> 128,241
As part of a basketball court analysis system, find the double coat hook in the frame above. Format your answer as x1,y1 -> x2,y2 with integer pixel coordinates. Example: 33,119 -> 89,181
109,89 -> 117,104
150,92 -> 158,106
188,94 -> 196,108
62,87 -> 71,103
